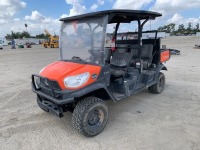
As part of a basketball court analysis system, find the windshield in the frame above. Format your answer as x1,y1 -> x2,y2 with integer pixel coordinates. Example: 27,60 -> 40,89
60,16 -> 107,65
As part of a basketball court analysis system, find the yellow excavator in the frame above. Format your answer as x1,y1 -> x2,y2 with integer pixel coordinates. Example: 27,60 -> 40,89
43,29 -> 59,48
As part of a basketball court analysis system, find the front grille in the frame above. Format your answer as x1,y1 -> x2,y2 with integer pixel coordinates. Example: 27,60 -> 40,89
32,75 -> 63,100
39,77 -> 61,91
51,81 -> 61,90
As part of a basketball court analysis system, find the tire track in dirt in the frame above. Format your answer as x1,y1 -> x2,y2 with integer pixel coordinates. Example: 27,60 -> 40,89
0,91 -> 22,110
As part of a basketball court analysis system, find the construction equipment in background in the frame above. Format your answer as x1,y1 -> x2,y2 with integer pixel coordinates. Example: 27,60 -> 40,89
43,29 -> 59,48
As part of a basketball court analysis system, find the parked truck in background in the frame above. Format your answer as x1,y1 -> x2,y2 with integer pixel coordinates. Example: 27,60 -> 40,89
43,29 -> 59,48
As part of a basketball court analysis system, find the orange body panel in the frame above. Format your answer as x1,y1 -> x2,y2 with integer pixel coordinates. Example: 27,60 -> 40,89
160,50 -> 170,63
40,61 -> 101,90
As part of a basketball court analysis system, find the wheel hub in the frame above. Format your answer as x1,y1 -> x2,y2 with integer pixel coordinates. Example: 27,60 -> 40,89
88,109 -> 104,126
88,110 -> 100,125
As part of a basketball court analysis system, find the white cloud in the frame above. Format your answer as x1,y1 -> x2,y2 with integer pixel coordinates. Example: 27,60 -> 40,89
151,0 -> 200,15
65,0 -> 86,16
1,0 -> 200,37
90,0 -> 105,11
167,13 -> 184,24
60,14 -> 68,18
113,0 -> 153,9
0,19 -> 8,24
0,0 -> 26,23
167,13 -> 200,29
97,0 -> 105,5
187,17 -> 200,25
10,19 -> 60,36
0,11 -> 60,36
14,18 -> 20,21
0,8 -> 61,37
149,0 -> 200,29
25,11 -> 45,21
90,4 -> 98,10
25,11 -> 59,24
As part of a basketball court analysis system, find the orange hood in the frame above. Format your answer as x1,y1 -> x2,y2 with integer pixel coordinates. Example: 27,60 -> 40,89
40,61 -> 101,90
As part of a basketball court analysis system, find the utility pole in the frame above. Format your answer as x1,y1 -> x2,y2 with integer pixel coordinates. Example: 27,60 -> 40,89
25,23 -> 28,32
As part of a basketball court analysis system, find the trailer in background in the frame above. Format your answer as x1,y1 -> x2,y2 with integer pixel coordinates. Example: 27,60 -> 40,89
196,32 -> 200,37
14,38 -> 44,45
142,32 -> 169,39
0,37 -> 8,46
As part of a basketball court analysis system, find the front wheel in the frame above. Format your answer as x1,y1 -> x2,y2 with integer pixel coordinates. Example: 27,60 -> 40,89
148,72 -> 165,94
72,97 -> 108,137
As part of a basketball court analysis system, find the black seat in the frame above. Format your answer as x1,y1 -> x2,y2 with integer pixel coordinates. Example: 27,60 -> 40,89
129,44 -> 153,69
109,44 -> 153,78
110,49 -> 133,78
141,44 -> 153,69
130,44 -> 139,61
116,44 -> 129,53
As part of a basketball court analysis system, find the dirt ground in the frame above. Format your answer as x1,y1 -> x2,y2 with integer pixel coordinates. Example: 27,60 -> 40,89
0,36 -> 200,150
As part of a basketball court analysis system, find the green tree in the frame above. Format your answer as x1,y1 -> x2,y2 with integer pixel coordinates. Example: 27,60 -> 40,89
186,22 -> 192,34
195,23 -> 200,33
21,31 -> 30,38
157,23 -> 175,34
5,31 -> 31,39
157,26 -> 164,32
177,24 -> 185,35
157,22 -> 200,35
35,33 -> 49,39
166,23 -> 175,35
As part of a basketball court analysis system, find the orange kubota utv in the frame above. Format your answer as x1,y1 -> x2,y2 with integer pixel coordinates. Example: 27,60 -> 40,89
32,10 -> 170,137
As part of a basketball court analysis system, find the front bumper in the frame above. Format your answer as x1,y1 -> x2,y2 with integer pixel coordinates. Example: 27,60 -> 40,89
32,74 -> 113,105
32,74 -> 74,105
37,96 -> 63,118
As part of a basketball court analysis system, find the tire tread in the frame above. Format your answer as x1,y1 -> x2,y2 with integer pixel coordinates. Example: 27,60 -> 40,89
72,97 -> 107,137
148,72 -> 165,94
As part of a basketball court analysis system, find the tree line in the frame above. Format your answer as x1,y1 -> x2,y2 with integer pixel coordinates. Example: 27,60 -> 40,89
5,31 -> 50,40
157,22 -> 200,35
5,22 -> 200,39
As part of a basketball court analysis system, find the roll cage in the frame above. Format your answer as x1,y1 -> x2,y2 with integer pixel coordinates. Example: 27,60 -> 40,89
60,10 -> 162,63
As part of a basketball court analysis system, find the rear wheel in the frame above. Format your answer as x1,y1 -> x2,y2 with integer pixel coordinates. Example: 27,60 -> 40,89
72,97 -> 108,137
148,72 -> 165,94
44,44 -> 47,48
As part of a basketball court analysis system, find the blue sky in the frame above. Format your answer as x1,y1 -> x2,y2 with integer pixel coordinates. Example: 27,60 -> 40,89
0,0 -> 200,36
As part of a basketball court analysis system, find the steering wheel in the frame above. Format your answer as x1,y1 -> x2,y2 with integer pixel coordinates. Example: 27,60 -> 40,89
88,48 -> 104,64
88,47 -> 103,54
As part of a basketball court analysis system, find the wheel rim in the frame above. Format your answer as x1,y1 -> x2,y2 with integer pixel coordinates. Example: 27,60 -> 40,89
88,108 -> 104,127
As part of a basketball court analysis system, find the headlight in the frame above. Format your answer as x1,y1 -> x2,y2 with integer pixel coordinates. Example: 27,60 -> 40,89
64,72 -> 90,88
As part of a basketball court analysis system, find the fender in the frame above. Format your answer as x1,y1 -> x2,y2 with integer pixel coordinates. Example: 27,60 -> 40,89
68,82 -> 116,102
153,64 -> 167,83
159,64 -> 167,71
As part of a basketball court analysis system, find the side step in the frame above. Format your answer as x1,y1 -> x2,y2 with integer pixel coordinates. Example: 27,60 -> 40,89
112,92 -> 127,100
112,83 -> 145,101
136,83 -> 145,92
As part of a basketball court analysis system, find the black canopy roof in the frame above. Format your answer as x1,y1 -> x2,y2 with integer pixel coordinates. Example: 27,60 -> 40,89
60,9 -> 162,23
